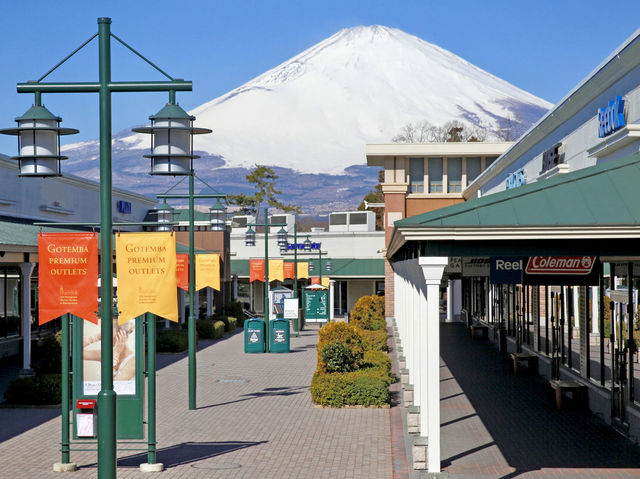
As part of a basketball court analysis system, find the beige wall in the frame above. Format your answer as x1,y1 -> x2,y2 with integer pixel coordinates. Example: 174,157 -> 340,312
347,280 -> 376,312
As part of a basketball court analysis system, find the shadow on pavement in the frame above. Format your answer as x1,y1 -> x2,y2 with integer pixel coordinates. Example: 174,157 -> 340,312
197,385 -> 308,410
440,322 -> 640,477
112,441 -> 266,468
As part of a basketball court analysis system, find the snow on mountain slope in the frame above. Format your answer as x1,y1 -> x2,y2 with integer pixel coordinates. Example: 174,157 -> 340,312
61,25 -> 551,211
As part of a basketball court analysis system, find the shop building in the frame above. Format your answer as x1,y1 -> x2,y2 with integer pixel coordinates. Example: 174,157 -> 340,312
385,28 -> 640,474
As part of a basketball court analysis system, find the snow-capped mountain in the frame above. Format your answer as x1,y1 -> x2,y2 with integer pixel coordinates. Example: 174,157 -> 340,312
62,25 -> 551,213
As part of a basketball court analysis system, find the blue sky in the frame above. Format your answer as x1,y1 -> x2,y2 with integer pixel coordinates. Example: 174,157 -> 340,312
1,0 -> 640,153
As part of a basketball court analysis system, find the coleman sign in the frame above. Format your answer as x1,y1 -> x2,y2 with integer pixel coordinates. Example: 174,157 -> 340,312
523,256 -> 599,286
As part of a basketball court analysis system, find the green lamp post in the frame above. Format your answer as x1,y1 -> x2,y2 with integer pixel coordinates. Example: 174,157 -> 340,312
1,17 -> 197,478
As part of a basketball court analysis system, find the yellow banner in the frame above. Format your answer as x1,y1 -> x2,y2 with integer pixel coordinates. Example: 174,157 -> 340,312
196,254 -> 220,291
321,276 -> 330,288
116,232 -> 178,324
297,262 -> 309,279
269,259 -> 284,282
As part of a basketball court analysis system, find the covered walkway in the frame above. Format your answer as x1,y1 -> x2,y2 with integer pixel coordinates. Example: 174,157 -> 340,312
439,321 -> 640,478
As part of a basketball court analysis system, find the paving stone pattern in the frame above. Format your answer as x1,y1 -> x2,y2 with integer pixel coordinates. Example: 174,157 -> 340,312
439,322 -> 640,479
0,328 -> 393,478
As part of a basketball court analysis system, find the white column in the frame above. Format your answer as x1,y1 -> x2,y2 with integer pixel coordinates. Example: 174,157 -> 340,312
591,286 -> 599,334
453,280 -> 462,321
207,288 -> 213,317
446,279 -> 453,322
419,256 -> 448,474
412,270 -> 421,402
20,262 -> 35,373
488,282 -> 494,324
329,280 -> 335,321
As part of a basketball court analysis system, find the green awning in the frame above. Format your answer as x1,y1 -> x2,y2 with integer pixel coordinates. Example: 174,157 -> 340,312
231,258 -> 383,278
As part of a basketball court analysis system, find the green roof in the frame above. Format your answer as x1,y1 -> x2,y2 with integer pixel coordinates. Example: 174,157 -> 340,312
0,219 -> 84,247
231,258 -> 383,278
173,208 -> 211,222
397,153 -> 640,228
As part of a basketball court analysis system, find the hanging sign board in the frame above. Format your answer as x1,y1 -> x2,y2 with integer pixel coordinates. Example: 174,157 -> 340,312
462,258 -> 490,277
490,257 -> 523,284
116,232 -> 178,323
176,254 -> 189,291
250,259 -> 265,282
613,262 -> 640,278
445,257 -> 462,274
522,256 -> 599,286
38,233 -> 99,325
196,254 -> 220,291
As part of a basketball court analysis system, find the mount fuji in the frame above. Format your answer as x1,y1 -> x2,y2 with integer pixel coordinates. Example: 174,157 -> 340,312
62,25 -> 552,213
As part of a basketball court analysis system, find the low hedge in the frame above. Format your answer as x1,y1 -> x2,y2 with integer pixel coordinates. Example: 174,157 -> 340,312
210,315 -> 239,332
195,319 -> 226,339
360,330 -> 388,352
310,370 -> 390,407
350,295 -> 385,330
157,330 -> 189,352
321,340 -> 358,373
317,322 -> 364,373
4,373 -> 61,405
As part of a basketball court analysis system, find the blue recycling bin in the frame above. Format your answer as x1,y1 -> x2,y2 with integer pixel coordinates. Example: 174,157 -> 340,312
269,318 -> 290,353
244,318 -> 266,353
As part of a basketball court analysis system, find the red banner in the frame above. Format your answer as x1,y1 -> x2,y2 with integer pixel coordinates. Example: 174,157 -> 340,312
250,259 -> 265,282
310,277 -> 320,285
284,262 -> 295,280
176,254 -> 189,290
38,233 -> 98,325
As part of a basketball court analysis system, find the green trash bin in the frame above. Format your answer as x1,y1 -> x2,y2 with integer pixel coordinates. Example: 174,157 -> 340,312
269,318 -> 290,353
244,318 -> 266,353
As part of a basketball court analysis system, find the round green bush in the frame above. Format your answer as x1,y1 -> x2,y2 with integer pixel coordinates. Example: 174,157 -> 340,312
321,341 -> 357,373
310,371 -> 389,407
157,330 -> 189,352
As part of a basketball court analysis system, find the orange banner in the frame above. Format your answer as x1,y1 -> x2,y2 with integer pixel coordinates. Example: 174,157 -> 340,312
116,232 -> 178,324
310,277 -> 331,287
38,233 -> 98,325
283,262 -> 295,279
196,254 -> 220,291
176,254 -> 189,291
250,259 -> 265,282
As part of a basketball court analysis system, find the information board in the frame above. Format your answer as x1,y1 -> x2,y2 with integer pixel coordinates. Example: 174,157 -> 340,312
304,290 -> 329,323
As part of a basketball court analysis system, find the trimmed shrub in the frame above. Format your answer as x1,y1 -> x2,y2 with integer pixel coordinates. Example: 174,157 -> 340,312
196,319 -> 216,339
350,295 -> 385,330
360,330 -> 388,352
317,322 -> 364,372
321,341 -> 357,373
213,320 -> 225,339
362,350 -> 391,371
32,334 -> 62,374
223,301 -> 244,320
310,371 -> 389,407
227,317 -> 238,329
4,373 -> 61,405
157,330 -> 189,352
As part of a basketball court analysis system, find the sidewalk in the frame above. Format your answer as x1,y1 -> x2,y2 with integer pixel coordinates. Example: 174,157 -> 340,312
0,327 -> 393,478
438,321 -> 640,479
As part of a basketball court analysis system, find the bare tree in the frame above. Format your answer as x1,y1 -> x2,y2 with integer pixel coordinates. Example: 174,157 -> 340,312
392,119 -> 488,143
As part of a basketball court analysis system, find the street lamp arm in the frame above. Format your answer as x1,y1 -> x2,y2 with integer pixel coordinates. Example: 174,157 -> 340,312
157,193 -> 225,200
110,33 -> 174,81
17,81 -> 192,94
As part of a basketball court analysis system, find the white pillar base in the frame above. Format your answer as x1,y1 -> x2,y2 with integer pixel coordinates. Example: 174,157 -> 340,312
140,463 -> 164,473
53,463 -> 77,473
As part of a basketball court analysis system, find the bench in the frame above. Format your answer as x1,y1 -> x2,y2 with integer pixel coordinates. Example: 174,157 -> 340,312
510,352 -> 538,375
469,324 -> 488,340
549,379 -> 587,410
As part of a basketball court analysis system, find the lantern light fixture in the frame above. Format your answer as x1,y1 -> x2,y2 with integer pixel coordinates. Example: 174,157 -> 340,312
245,226 -> 256,247
277,227 -> 288,248
326,260 -> 332,272
303,236 -> 312,252
0,100 -> 79,177
209,198 -> 226,231
154,200 -> 175,232
132,99 -> 211,176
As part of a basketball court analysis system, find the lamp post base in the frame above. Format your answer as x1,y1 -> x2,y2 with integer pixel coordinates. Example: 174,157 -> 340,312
140,462 -> 164,473
53,462 -> 78,473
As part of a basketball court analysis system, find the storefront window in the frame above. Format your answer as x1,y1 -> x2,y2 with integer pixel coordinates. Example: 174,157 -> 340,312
447,157 -> 462,192
409,158 -> 424,193
466,157 -> 481,183
428,157 -> 443,193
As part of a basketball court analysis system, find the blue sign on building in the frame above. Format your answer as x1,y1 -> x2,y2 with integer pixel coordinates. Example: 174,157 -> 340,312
598,95 -> 625,138
117,200 -> 132,214
287,242 -> 320,250
505,168 -> 526,190
490,257 -> 523,284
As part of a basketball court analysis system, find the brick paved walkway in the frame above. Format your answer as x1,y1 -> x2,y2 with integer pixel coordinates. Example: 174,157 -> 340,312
439,322 -> 640,479
0,327 -> 393,478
